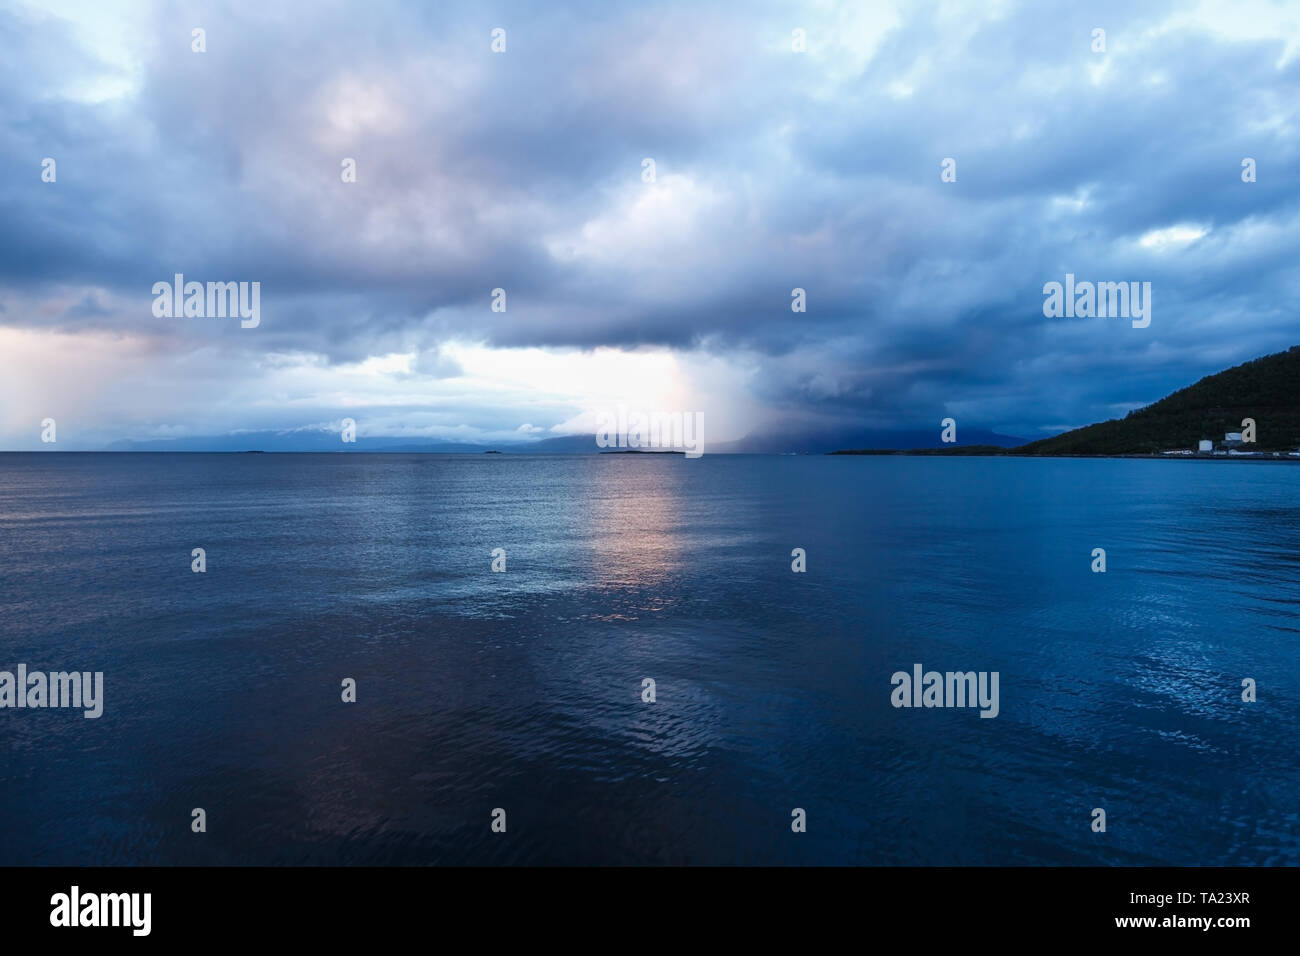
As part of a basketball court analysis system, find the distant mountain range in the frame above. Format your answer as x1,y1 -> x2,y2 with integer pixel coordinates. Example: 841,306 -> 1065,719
102,433 -> 501,453
100,432 -> 678,454
95,346 -> 1299,456
101,426 -> 1027,454
714,427 -> 1026,454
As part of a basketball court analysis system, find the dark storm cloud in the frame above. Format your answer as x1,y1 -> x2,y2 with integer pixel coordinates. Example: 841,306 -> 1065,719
1,0 -> 1297,439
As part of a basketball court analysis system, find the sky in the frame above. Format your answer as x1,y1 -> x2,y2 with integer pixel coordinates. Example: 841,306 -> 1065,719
1,0 -> 1298,450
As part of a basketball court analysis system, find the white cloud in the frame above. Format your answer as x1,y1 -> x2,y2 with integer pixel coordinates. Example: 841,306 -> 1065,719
1137,224 -> 1210,250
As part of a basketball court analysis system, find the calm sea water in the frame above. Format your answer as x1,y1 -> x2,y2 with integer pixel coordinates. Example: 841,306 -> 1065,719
0,453 -> 1297,865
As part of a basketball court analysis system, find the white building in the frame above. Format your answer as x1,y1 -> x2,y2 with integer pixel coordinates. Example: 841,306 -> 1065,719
1198,440 -> 1213,452
1224,431 -> 1244,443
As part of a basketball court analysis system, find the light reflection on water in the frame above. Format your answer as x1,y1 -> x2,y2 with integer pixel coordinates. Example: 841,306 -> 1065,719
0,453 -> 1297,865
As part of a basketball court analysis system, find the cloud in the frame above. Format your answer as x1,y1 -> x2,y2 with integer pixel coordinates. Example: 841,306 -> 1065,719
1,0 -> 1297,447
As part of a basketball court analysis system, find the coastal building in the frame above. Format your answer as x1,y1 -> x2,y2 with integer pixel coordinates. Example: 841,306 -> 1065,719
1198,439 -> 1213,453
1224,431 -> 1244,447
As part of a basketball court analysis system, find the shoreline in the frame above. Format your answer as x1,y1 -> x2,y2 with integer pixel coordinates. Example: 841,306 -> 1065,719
829,449 -> 1300,460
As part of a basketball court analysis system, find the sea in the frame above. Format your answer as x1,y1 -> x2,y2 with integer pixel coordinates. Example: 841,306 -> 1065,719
1,452 -> 1297,865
